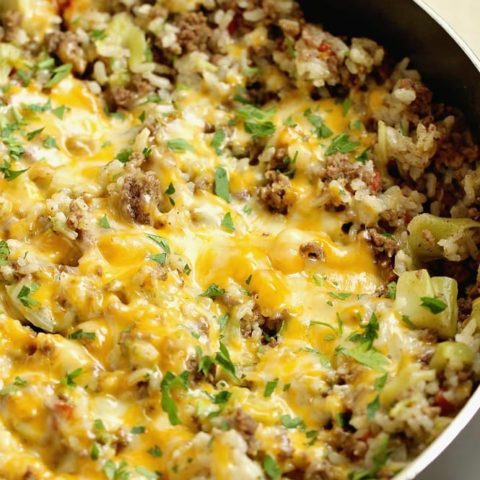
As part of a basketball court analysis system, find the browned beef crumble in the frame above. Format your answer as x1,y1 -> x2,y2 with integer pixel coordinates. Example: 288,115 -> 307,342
299,242 -> 325,261
120,171 -> 163,225
176,12 -> 212,53
45,31 -> 87,75
1,10 -> 22,43
229,409 -> 258,455
106,75 -> 154,110
259,170 -> 295,214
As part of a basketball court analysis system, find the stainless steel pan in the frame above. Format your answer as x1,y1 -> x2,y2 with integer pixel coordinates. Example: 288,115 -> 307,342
299,0 -> 480,477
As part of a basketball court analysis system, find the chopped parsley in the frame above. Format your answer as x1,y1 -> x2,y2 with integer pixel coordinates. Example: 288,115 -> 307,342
0,376 -> 27,396
43,136 -> 57,149
342,98 -> 352,116
146,234 -> 171,254
24,100 -> 51,113
386,282 -> 396,300
36,57 -> 55,71
46,63 -> 72,88
304,108 -> 333,138
328,292 -> 351,300
264,378 -> 278,397
337,345 -> 389,372
0,240 -> 10,266
236,104 -> 276,138
17,283 -> 39,308
218,313 -> 229,331
0,161 -> 27,181
99,215 -> 111,229
367,395 -> 380,420
200,283 -> 225,298
349,312 -> 379,349
52,105 -> 68,120
221,212 -> 235,232
90,442 -> 100,460
93,419 -> 106,431
211,390 -> 232,405
280,414 -> 305,429
420,296 -> 448,314
26,127 -> 45,141
131,425 -> 146,434
135,466 -> 158,480
215,341 -> 238,380
374,373 -> 388,390
167,138 -> 194,153
61,367 -> 83,387
211,129 -> 226,155
198,351 -> 214,376
325,133 -> 360,156
401,314 -> 416,328
263,454 -> 282,480
103,460 -> 130,480
160,371 -> 189,425
148,445 -> 162,457
69,330 -> 96,341
116,148 -> 132,163
355,148 -> 370,164
214,166 -> 230,203
90,29 -> 107,40
149,253 -> 167,265
165,182 -> 175,195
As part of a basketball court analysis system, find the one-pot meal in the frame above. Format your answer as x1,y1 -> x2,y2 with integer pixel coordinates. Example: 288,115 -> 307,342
0,1 -> 479,479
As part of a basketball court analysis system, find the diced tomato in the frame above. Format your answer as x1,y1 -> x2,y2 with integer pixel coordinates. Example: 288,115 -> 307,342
319,42 -> 332,53
435,391 -> 456,416
370,169 -> 382,193
53,400 -> 75,420
228,14 -> 242,36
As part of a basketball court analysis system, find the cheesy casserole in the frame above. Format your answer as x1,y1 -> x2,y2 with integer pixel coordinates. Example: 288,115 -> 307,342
0,1 -> 480,479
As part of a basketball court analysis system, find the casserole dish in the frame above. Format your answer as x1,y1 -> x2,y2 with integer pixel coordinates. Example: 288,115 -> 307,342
299,1 -> 480,478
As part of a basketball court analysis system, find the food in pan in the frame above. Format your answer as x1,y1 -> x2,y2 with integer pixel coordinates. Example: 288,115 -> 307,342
0,1 -> 479,479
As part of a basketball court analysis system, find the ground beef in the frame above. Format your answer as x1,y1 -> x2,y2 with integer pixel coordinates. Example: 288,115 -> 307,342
106,75 -> 154,110
433,132 -> 479,171
120,171 -> 163,225
404,78 -> 432,116
303,460 -> 337,480
45,31 -> 87,74
299,242 -> 325,261
1,10 -> 22,43
240,304 -> 285,340
259,170 -> 295,214
176,12 -> 212,53
229,409 -> 258,454
318,153 -> 372,187
366,228 -> 398,282
329,426 -> 368,461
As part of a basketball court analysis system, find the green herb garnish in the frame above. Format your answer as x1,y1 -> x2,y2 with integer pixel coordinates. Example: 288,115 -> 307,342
420,296 -> 447,314
264,378 -> 278,397
214,166 -> 230,203
167,138 -> 194,153
61,367 -> 83,387
211,129 -> 226,155
325,133 -> 359,156
17,283 -> 39,308
200,283 -> 225,299
221,212 -> 235,232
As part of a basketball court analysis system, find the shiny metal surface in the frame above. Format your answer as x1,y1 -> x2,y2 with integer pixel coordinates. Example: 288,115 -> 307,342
298,0 -> 480,477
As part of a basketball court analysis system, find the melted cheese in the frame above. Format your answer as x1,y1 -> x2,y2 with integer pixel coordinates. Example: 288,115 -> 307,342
0,22 -> 420,480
